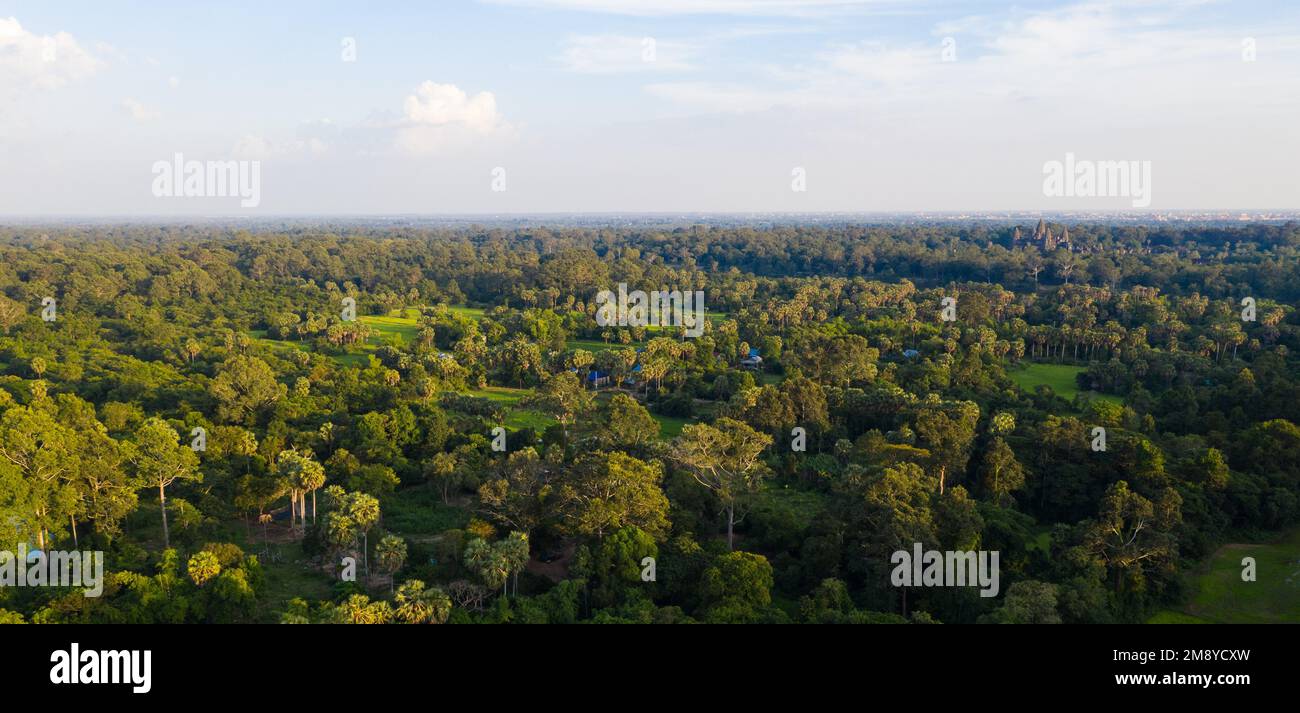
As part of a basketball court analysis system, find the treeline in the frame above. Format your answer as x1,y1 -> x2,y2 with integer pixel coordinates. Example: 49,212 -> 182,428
0,223 -> 1297,624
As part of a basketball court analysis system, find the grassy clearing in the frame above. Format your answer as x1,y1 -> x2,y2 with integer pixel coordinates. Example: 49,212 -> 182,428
248,329 -> 311,355
1149,528 -> 1300,624
447,305 -> 487,320
256,540 -> 336,621
654,414 -> 690,438
461,386 -> 555,432
505,409 -> 554,431
361,312 -> 420,345
1009,363 -> 1085,397
1026,529 -> 1052,555
332,352 -> 372,367
1009,363 -> 1122,405
754,483 -> 827,521
1147,611 -> 1208,624
382,487 -> 472,536
464,386 -> 532,405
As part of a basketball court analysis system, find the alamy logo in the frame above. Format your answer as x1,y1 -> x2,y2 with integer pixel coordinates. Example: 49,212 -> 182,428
50,643 -> 152,694
1042,152 -> 1151,208
151,153 -> 261,208
595,283 -> 705,338
890,543 -> 1000,598
0,545 -> 104,597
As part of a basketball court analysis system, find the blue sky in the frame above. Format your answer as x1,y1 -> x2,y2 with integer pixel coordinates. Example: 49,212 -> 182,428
2,0 -> 1299,214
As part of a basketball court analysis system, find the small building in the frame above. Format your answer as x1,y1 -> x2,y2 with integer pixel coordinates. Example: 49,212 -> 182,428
740,347 -> 763,370
623,363 -> 642,386
587,371 -> 610,388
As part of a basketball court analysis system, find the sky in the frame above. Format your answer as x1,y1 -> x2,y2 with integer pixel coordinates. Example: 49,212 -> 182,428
1,0 -> 1298,215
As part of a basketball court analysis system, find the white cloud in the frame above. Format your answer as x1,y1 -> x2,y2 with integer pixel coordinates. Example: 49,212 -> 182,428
647,0 -> 1300,114
121,98 -> 159,121
403,82 -> 503,131
0,16 -> 102,91
559,34 -> 695,73
396,81 -> 513,154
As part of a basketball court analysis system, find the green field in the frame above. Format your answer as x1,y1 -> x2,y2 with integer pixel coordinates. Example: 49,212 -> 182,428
754,482 -> 827,520
447,305 -> 487,320
461,386 -> 554,431
1150,528 -> 1300,623
1146,611 -> 1207,624
261,309 -> 416,366
248,329 -> 308,353
247,309 -> 420,367
1009,363 -> 1122,405
255,540 -> 336,622
381,487 -> 473,535
361,312 -> 420,345
1026,529 -> 1052,555
654,414 -> 690,438
464,386 -> 531,405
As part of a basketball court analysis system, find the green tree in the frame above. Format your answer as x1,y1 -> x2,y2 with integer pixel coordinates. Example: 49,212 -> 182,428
699,551 -> 775,623
478,448 -> 553,537
425,451 -> 459,504
464,537 -> 510,597
524,371 -> 594,441
600,393 -> 659,449
187,551 -> 221,587
0,405 -> 80,550
274,449 -> 326,529
393,580 -> 452,624
979,437 -> 1025,505
673,418 -> 772,550
375,535 -> 408,592
1084,481 -> 1182,594
210,355 -> 284,424
499,531 -> 530,597
914,401 -> 980,494
331,594 -> 393,624
128,418 -> 201,549
559,451 -> 670,540
347,492 -> 381,576
982,580 -> 1061,624
498,336 -> 542,388
463,532 -> 529,598
853,462 -> 938,615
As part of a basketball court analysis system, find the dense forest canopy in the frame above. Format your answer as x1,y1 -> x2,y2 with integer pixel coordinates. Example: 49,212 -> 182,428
0,220 -> 1297,624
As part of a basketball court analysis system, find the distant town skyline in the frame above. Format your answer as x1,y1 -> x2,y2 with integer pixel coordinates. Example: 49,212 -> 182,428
3,0 -> 1299,215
